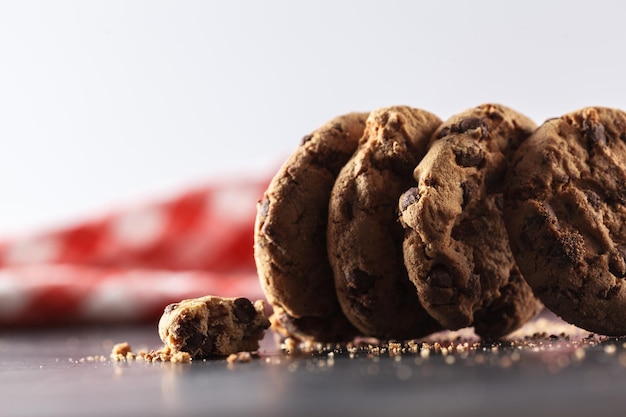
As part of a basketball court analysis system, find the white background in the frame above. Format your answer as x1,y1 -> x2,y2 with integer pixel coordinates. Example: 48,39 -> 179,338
0,0 -> 624,237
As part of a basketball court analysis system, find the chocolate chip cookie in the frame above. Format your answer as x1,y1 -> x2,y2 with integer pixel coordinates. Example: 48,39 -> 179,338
400,104 -> 542,339
327,106 -> 443,339
505,107 -> 626,336
158,296 -> 269,357
254,113 -> 368,341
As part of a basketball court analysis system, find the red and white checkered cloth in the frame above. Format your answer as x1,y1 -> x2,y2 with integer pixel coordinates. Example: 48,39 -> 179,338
0,177 -> 270,327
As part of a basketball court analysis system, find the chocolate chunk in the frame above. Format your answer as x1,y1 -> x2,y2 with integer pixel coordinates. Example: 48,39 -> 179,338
583,121 -> 606,146
458,117 -> 488,134
454,144 -> 485,168
599,286 -> 620,300
584,189 -> 602,209
346,269 -> 376,294
232,298 -> 256,323
258,198 -> 270,219
332,123 -> 344,133
400,187 -> 420,212
183,331 -> 205,353
608,245 -> 626,278
436,117 -> 488,139
461,181 -> 479,208
424,175 -> 438,188
494,194 -> 504,211
426,265 -> 454,288
618,245 -> 626,263
164,303 -> 178,314
486,111 -> 504,122
300,134 -> 314,145
340,196 -> 355,221
176,317 -> 213,354
260,223 -> 277,240
436,127 -> 451,139
351,300 -> 373,318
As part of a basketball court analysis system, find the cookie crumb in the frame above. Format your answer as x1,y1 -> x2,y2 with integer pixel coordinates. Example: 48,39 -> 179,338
109,342 -> 190,363
77,355 -> 107,363
226,351 -> 253,364
110,342 -> 133,361
170,351 -> 192,363
159,295 -> 269,358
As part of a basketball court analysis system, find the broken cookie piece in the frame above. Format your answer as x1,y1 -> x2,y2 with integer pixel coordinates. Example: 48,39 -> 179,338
158,295 -> 270,358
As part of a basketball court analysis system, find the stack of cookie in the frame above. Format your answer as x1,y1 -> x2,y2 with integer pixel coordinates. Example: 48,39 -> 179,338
254,104 -> 626,342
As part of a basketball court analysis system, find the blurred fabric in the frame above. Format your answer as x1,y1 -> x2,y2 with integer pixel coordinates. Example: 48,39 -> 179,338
0,177 -> 270,327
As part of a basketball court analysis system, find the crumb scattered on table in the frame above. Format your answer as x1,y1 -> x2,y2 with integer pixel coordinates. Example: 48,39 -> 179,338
109,342 -> 191,363
226,351 -> 254,364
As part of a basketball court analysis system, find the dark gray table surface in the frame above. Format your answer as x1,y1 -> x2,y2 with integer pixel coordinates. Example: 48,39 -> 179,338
2,313 -> 626,417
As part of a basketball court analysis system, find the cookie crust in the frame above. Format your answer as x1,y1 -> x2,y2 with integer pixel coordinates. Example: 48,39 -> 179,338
505,107 -> 626,336
327,106 -> 442,339
254,113 -> 368,341
400,104 -> 541,339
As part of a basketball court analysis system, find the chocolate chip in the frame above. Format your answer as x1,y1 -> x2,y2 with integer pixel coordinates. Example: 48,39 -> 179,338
437,118 -> 488,139
185,330 -> 216,357
341,197 -> 355,221
599,286 -> 620,300
424,176 -> 438,188
346,269 -> 376,294
583,121 -> 606,146
332,123 -> 344,133
183,330 -> 205,353
618,245 -> 626,262
177,317 -> 213,355
233,298 -> 256,323
400,187 -> 420,212
494,194 -> 504,211
461,181 -> 479,208
436,127 -> 451,139
261,223 -> 277,240
258,197 -> 270,219
508,267 -> 523,283
609,245 -> 626,278
426,264 -> 453,288
454,144 -> 484,168
352,300 -> 373,318
317,149 -> 350,172
300,134 -> 314,145
584,189 -> 602,209
202,334 -> 216,353
458,117 -> 488,134
487,111 -> 504,122
164,303 -> 178,314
